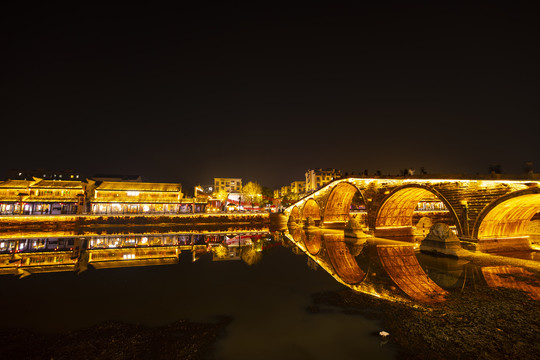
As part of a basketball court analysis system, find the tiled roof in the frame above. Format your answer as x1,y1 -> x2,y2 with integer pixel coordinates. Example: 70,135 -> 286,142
95,181 -> 181,192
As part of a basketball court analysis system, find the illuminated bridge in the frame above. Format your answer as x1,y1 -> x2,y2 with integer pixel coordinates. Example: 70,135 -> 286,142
284,177 -> 540,252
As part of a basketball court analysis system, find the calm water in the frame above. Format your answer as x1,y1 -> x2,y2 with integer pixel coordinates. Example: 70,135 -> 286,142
0,230 -> 398,360
2,228 -> 539,359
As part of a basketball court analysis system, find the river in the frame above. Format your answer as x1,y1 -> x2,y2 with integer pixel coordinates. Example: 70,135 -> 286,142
0,227 -> 538,359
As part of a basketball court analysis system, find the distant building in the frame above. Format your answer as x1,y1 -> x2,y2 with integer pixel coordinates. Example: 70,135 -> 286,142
200,184 -> 215,194
305,168 -> 341,192
214,177 -> 242,193
290,181 -> 306,194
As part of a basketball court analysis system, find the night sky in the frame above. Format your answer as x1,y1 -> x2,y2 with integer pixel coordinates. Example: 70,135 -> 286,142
2,3 -> 539,190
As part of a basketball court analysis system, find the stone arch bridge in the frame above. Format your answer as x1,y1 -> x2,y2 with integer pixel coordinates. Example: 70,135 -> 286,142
284,177 -> 540,251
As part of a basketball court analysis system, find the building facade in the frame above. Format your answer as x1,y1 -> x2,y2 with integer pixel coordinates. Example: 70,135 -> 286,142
0,178 -> 86,215
305,168 -> 341,193
214,178 -> 242,193
290,181 -> 306,194
90,181 -> 183,214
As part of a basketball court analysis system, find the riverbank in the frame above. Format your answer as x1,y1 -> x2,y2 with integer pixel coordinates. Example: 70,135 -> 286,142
311,284 -> 540,360
0,317 -> 231,360
0,213 -> 270,236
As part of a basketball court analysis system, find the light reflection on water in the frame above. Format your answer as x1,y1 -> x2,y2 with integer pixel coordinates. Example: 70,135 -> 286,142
1,225 -> 539,359
0,229 -> 397,360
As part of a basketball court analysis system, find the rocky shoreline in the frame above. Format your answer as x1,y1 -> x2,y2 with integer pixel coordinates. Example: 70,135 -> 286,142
311,285 -> 540,360
0,317 -> 231,360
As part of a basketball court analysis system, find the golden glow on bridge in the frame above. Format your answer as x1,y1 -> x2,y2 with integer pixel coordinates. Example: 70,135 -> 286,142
285,177 -> 540,247
376,187 -> 451,228
302,198 -> 321,221
477,194 -> 540,239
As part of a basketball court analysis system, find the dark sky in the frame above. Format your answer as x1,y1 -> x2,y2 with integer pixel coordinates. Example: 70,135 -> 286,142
2,3 -> 538,190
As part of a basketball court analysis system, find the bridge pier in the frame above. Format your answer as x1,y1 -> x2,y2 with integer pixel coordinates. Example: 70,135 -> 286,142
476,237 -> 533,253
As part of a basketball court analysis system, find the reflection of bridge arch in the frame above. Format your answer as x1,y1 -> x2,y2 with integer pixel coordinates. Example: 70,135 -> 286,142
302,198 -> 321,221
290,206 -> 301,223
291,226 -> 306,244
474,188 -> 540,240
375,185 -> 460,234
304,228 -> 322,255
324,182 -> 367,224
323,233 -> 365,284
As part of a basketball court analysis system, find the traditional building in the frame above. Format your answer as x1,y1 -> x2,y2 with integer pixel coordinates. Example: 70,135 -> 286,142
27,179 -> 86,214
90,181 -> 183,214
305,168 -> 341,193
0,180 -> 33,215
0,178 -> 86,215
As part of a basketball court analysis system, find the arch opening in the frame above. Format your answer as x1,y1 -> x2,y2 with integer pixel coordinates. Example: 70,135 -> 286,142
476,193 -> 540,252
375,187 -> 457,241
302,198 -> 321,221
324,182 -> 366,225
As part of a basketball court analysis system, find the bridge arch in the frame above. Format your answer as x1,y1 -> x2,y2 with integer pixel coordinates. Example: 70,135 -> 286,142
474,188 -> 540,240
375,185 -> 461,236
302,198 -> 321,221
323,181 -> 367,224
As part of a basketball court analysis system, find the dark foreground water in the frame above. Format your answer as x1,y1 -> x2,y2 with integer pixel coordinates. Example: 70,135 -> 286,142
0,231 -> 397,360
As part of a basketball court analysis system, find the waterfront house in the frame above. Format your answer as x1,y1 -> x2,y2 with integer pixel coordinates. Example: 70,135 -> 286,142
90,181 -> 183,214
0,180 -> 33,215
0,178 -> 85,215
27,178 -> 86,214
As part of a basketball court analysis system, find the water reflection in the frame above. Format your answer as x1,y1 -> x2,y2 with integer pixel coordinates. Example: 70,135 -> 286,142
481,265 -> 540,300
0,231 -> 272,277
0,228 -> 398,360
2,226 -> 539,304
283,225 -> 540,303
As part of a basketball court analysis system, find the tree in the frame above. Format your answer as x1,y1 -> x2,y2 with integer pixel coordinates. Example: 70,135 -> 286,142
282,192 -> 300,207
213,189 -> 229,209
260,186 -> 274,207
242,181 -> 262,209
